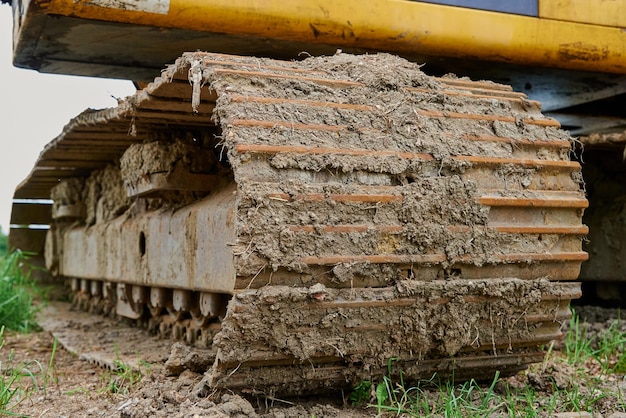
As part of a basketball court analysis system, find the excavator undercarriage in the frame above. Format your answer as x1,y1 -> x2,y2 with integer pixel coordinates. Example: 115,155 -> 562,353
12,52 -> 587,394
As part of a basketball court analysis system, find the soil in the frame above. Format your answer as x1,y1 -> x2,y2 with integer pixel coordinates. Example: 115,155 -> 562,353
2,302 -> 373,417
2,302 -> 626,417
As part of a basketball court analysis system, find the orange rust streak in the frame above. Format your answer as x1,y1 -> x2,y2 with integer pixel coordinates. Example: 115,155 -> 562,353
332,194 -> 402,203
302,254 -> 447,265
201,58 -> 327,75
461,134 -> 571,148
415,109 -> 560,127
233,117 -> 563,142
293,224 -> 587,235
494,252 -> 589,262
407,87 -> 539,106
494,225 -> 589,235
303,251 -> 588,266
416,109 -> 515,122
459,155 -> 579,169
412,84 -> 521,96
236,143 -> 575,169
448,225 -> 589,235
229,95 -> 375,111
480,196 -> 589,208
235,143 -> 435,160
528,118 -> 562,127
230,119 -> 344,132
437,78 -> 514,92
211,68 -> 362,88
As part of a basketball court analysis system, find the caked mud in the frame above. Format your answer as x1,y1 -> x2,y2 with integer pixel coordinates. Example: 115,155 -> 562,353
30,52 -> 586,392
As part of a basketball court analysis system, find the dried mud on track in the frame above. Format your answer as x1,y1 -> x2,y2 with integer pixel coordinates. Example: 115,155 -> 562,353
32,52 -> 586,395
1,302 -> 626,417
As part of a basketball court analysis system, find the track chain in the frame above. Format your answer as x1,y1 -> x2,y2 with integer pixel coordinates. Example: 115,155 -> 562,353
70,280 -> 221,349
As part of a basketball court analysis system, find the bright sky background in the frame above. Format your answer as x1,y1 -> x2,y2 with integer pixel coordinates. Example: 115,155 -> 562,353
0,4 -> 135,234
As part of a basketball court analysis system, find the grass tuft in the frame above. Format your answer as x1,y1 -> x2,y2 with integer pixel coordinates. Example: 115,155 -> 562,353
101,347 -> 149,395
566,308 -> 626,374
0,326 -> 42,417
0,251 -> 41,333
565,308 -> 594,366
0,249 -> 56,415
348,380 -> 371,405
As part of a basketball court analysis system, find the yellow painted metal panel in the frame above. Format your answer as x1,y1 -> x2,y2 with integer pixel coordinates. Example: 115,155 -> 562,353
36,0 -> 626,73
539,0 -> 626,28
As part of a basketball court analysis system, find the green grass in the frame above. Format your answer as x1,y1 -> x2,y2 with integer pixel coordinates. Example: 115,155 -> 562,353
356,370 -> 607,417
350,307 -> 626,417
360,372 -> 506,417
566,308 -> 626,374
0,251 -> 41,333
0,326 -> 28,415
101,347 -> 149,395
565,308 -> 595,366
0,249 -> 56,416
0,227 -> 7,256
0,327 -> 58,416
592,315 -> 626,374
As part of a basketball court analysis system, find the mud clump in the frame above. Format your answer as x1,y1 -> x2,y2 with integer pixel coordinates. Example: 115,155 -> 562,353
218,278 -> 547,362
119,374 -> 257,418
120,138 -> 218,187
50,178 -> 84,216
83,164 -> 130,225
192,52 -> 583,390
399,176 -> 496,265
50,164 -> 129,225
212,278 -> 575,393
165,342 -> 214,375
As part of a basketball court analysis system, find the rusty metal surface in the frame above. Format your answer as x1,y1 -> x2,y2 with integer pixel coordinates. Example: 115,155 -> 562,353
59,184 -> 237,293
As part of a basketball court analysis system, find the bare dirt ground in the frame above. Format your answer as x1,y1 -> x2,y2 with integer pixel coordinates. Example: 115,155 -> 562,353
2,302 -> 371,418
2,302 -> 626,417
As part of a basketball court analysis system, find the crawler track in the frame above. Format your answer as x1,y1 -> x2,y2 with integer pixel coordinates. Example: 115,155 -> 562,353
12,52 -> 587,395
38,301 -> 176,372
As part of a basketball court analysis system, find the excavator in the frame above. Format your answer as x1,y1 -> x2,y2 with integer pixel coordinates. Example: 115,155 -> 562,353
5,0 -> 626,394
